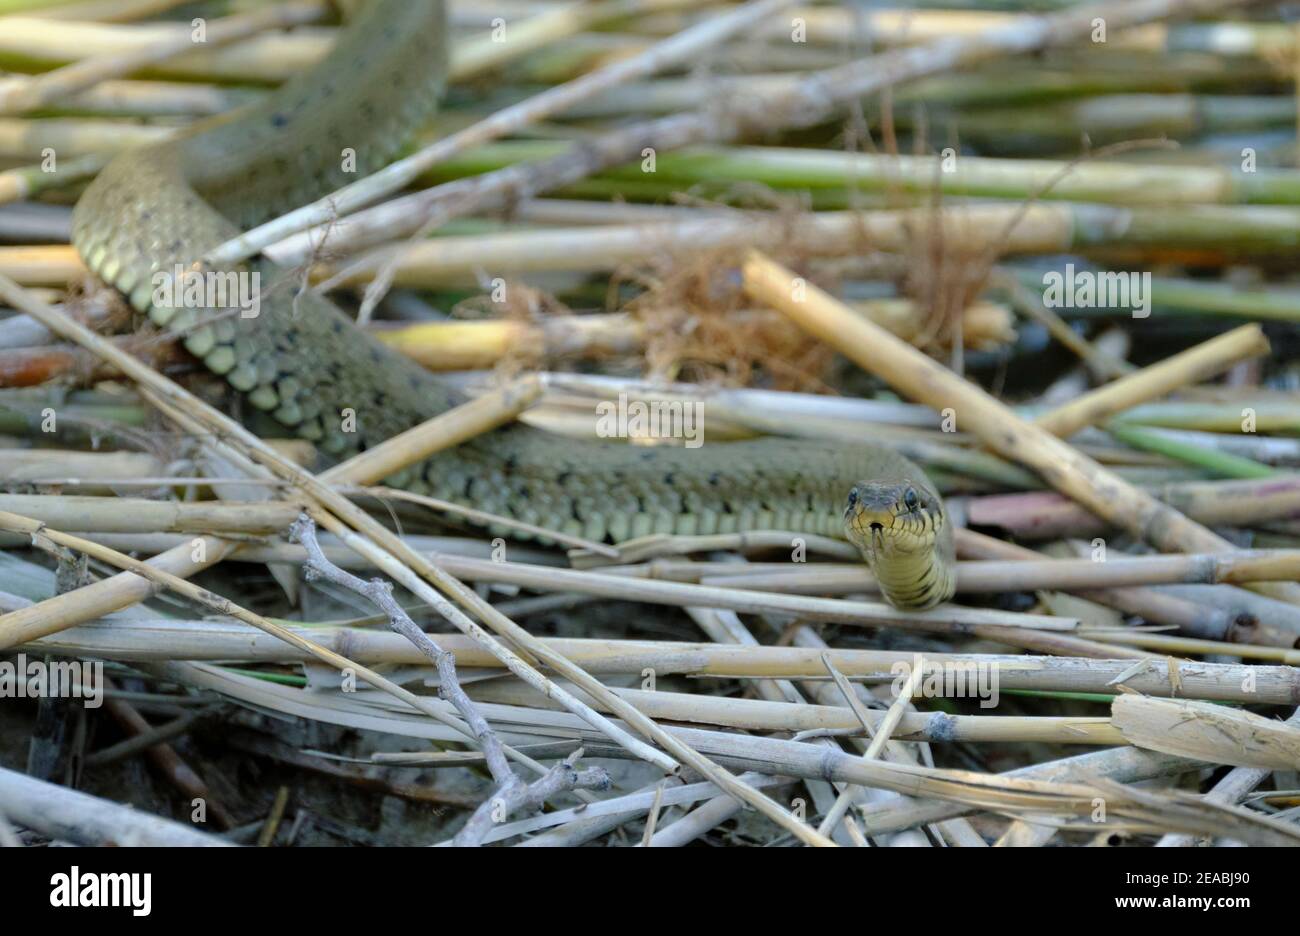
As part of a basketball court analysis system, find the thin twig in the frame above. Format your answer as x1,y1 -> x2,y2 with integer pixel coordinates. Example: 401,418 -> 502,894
291,514 -> 611,847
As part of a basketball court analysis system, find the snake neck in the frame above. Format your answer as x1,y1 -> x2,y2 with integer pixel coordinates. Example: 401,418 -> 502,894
859,540 -> 955,611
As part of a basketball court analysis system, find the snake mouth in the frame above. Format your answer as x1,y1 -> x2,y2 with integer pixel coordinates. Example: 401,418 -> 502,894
858,514 -> 890,543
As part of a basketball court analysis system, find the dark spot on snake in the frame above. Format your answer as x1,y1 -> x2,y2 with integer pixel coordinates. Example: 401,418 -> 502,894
708,472 -> 720,486
663,472 -> 675,485
270,113 -> 289,129
462,476 -> 474,498
504,455 -> 518,472
519,486 -> 532,500
556,471 -> 572,485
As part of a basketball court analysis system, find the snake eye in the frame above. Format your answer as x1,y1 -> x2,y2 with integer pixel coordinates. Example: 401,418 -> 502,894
847,489 -> 858,508
903,488 -> 919,511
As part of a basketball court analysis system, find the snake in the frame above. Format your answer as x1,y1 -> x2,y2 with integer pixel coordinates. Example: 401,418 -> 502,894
69,0 -> 956,611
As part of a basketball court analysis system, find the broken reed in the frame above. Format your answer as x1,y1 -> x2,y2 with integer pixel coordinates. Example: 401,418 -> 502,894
30,624 -> 1300,706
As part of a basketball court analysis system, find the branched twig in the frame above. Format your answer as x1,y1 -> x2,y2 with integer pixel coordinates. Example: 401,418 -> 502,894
455,749 -> 610,849
289,515 -> 611,847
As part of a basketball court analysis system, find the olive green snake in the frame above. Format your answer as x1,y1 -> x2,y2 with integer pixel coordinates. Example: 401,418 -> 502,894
70,0 -> 955,610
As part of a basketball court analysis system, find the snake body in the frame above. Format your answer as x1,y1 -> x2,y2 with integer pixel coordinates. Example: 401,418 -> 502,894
70,0 -> 955,609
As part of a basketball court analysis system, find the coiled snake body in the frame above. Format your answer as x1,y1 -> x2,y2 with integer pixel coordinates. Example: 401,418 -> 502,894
71,0 -> 955,610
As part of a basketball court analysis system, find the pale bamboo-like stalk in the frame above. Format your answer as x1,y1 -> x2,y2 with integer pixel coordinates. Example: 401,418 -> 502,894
0,451 -> 165,488
0,116 -> 173,161
0,493 -> 300,534
0,13 -> 333,83
0,1 -> 325,115
788,628 -> 982,848
344,485 -> 616,557
372,301 -> 1012,371
0,245 -> 93,285
965,476 -> 1300,541
0,154 -> 106,207
0,766 -> 230,846
1088,629 -> 1300,664
817,654 -> 925,838
1156,710 -> 1300,847
45,79 -> 251,118
1034,324 -> 1269,438
1111,696 -> 1300,770
314,207 -> 1075,288
0,530 -> 558,569
956,527 -> 1296,648
19,202 -> 1300,290
385,551 -> 1077,632
31,624 -> 1300,705
374,315 -> 645,371
698,549 -> 1300,593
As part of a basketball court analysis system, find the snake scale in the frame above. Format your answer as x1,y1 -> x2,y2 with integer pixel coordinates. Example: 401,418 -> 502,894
70,0 -> 955,610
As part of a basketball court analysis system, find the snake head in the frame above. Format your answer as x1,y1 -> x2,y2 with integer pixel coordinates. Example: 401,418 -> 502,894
844,479 -> 954,610
843,480 -> 941,555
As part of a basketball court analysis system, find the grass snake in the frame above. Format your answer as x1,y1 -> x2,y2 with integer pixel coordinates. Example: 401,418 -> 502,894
70,0 -> 955,610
